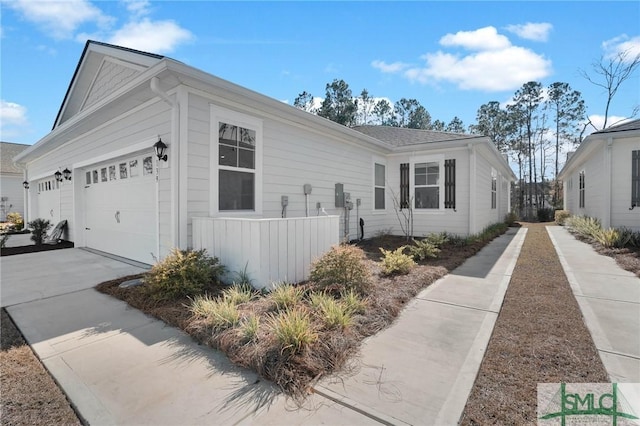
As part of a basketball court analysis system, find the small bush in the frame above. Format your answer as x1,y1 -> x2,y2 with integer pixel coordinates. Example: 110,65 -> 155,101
309,292 -> 352,329
6,212 -> 24,231
269,283 -> 305,311
309,245 -> 370,293
443,232 -> 468,247
269,308 -> 317,353
505,211 -> 518,226
222,285 -> 256,305
28,218 -> 52,245
190,295 -> 240,331
554,210 -> 571,226
565,216 -> 602,240
423,232 -> 449,247
537,208 -> 555,222
407,238 -> 441,261
144,248 -> 225,301
594,228 -> 632,249
618,227 -> 640,248
239,314 -> 260,343
340,289 -> 367,315
379,246 -> 416,276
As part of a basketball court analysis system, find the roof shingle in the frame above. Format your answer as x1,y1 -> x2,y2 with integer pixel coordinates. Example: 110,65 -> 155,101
1,142 -> 29,175
352,125 -> 484,147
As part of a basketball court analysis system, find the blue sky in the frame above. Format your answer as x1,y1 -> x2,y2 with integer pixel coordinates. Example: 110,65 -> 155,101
1,1 -> 639,146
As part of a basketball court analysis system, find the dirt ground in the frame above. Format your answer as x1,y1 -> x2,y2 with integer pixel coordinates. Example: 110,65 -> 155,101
459,223 -> 609,425
0,309 -> 81,425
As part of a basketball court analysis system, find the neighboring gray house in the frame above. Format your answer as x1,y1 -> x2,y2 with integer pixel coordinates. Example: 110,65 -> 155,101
559,118 -> 640,231
14,40 -> 515,286
1,142 -> 29,221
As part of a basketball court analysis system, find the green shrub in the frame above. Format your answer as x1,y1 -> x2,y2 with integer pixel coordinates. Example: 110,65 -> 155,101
618,227 -> 640,248
269,308 -> 317,353
6,212 -> 24,231
554,210 -> 571,226
269,283 -> 305,311
504,211 -> 518,226
423,232 -> 449,247
594,228 -> 621,248
443,232 -> 468,247
407,238 -> 441,261
379,246 -> 415,276
565,216 -> 602,240
239,314 -> 260,343
189,294 -> 240,331
309,292 -> 352,329
537,208 -> 555,222
28,218 -> 52,245
144,248 -> 225,301
309,245 -> 370,293
340,289 -> 367,315
222,284 -> 256,305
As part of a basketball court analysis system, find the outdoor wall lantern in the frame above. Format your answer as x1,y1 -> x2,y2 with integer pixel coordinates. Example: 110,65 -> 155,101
54,170 -> 63,182
154,137 -> 168,162
22,181 -> 29,189
63,168 -> 72,181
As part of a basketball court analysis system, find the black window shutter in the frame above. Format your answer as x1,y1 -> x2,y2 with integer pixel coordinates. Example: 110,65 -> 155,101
633,150 -> 640,207
445,159 -> 456,209
400,163 -> 410,208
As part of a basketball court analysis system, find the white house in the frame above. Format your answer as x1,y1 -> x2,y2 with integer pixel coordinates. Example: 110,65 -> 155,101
0,142 -> 29,222
559,118 -> 640,231
14,41 -> 515,286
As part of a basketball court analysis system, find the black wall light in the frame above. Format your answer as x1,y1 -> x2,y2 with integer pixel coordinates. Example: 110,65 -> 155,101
154,137 -> 168,162
22,181 -> 29,189
54,170 -> 63,182
63,168 -> 72,181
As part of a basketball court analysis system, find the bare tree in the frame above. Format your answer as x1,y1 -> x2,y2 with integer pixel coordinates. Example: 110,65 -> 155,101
388,187 -> 413,241
580,49 -> 640,131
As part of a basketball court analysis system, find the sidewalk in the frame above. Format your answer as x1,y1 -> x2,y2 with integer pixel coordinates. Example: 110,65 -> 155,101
547,226 -> 640,383
4,228 -> 526,425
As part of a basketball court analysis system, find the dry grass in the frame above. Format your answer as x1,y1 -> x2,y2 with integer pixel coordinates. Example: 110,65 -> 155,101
0,309 -> 81,425
97,230 -> 504,399
459,223 -> 609,425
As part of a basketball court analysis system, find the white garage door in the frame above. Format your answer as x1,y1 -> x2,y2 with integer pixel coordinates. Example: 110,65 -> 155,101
83,152 -> 157,264
34,178 -> 60,225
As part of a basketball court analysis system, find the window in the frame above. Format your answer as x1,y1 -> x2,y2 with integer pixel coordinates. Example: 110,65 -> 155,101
119,163 -> 128,179
415,162 -> 440,209
92,170 -> 98,184
491,169 -> 497,209
374,163 -> 385,210
633,150 -> 639,208
218,121 -> 256,211
86,172 -> 91,185
444,159 -> 456,209
129,159 -> 139,177
101,167 -> 107,182
143,156 -> 153,175
579,170 -> 585,208
109,165 -> 116,180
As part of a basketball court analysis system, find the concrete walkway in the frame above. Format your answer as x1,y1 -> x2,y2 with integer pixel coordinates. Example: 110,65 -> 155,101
547,226 -> 640,383
2,228 -> 526,425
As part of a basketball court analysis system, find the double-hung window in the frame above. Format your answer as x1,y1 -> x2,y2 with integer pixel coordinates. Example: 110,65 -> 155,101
374,163 -> 385,210
218,122 -> 256,211
414,161 -> 440,209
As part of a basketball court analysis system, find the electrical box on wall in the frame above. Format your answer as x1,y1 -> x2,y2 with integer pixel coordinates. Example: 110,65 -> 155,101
335,183 -> 344,207
281,195 -> 288,207
303,184 -> 312,195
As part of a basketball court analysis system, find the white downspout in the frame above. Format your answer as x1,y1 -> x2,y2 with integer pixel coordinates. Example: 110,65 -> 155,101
150,77 -> 180,254
604,137 -> 613,228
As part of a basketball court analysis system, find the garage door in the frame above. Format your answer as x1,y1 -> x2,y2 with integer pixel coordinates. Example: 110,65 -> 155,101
34,178 -> 60,225
83,152 -> 157,264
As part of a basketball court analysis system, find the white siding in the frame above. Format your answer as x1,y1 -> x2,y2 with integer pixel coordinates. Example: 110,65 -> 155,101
474,151 -> 494,232
611,137 -> 640,230
25,98 -> 173,254
0,175 -> 25,221
578,144 -> 607,221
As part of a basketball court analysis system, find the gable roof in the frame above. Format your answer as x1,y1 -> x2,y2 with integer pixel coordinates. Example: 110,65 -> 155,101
352,125 -> 484,147
53,40 -> 165,129
592,118 -> 640,134
0,142 -> 29,175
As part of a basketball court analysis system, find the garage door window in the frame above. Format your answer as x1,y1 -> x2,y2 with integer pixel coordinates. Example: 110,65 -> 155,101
130,159 -> 139,177
109,165 -> 116,180
119,163 -> 128,179
143,156 -> 153,175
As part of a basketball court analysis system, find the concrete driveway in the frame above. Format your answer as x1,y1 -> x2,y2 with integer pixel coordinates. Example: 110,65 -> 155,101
1,248 -> 147,307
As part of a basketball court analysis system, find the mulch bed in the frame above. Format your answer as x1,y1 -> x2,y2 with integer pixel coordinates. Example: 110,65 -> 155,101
0,241 -> 74,257
459,223 -> 609,425
0,309 -> 82,425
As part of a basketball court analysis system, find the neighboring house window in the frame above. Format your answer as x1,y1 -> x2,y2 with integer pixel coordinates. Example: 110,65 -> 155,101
444,159 -> 456,209
400,163 -> 410,208
632,150 -> 640,208
491,169 -> 497,209
579,170 -> 585,208
415,161 -> 440,209
374,163 -> 385,210
218,122 -> 256,211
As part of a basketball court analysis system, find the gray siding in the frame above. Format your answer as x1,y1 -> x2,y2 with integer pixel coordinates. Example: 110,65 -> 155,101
611,137 -> 640,230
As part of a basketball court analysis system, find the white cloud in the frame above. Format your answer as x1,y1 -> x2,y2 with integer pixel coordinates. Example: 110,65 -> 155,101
586,114 -> 631,133
371,60 -> 409,73
121,0 -> 151,19
107,18 -> 193,53
4,0 -> 112,39
440,26 -> 511,51
374,26 -> 552,92
505,23 -> 553,42
0,100 -> 29,139
602,34 -> 640,61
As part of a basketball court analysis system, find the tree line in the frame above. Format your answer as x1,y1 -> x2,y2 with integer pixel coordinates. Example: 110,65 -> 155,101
292,50 -> 639,218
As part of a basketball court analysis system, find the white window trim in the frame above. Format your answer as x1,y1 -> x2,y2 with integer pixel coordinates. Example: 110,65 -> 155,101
411,154 -> 445,212
372,156 -> 386,214
210,105 -> 263,216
